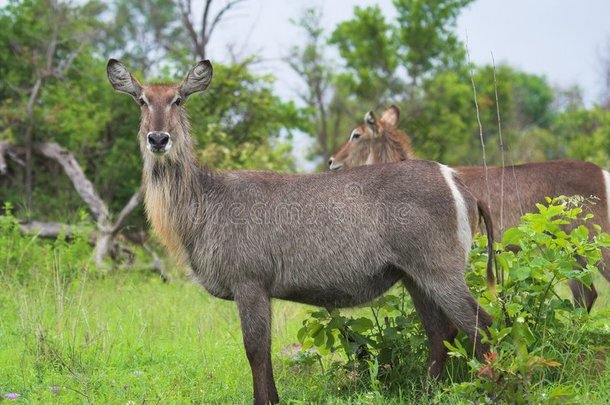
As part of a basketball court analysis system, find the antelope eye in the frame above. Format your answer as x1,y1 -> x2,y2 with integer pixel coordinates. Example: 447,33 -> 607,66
351,132 -> 361,140
138,97 -> 146,107
174,97 -> 182,107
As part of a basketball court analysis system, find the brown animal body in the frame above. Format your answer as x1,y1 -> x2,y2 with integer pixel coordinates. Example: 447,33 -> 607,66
330,105 -> 610,311
108,61 -> 495,404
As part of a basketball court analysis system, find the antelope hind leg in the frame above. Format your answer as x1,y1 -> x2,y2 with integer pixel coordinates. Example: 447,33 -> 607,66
403,277 -> 457,378
419,274 -> 493,362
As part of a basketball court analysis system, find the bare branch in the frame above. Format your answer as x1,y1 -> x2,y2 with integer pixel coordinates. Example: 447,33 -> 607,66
176,0 -> 203,59
0,142 -> 9,174
53,34 -> 95,78
200,0 -> 214,58
4,139 -> 145,266
18,220 -> 92,239
110,187 -> 143,236
143,242 -> 168,282
7,149 -> 25,167
206,0 -> 246,46
32,142 -> 109,222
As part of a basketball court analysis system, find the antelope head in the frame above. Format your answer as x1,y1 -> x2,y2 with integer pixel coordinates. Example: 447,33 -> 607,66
329,105 -> 400,171
106,59 -> 213,160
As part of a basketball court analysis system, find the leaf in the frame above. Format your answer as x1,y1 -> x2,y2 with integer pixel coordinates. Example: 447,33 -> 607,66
444,339 -> 467,358
570,225 -> 589,242
509,265 -> 531,281
511,319 -> 535,347
313,328 -> 327,347
502,227 -> 525,246
308,322 -> 324,338
505,303 -> 523,317
297,326 -> 307,343
350,317 -> 374,333
547,385 -> 577,400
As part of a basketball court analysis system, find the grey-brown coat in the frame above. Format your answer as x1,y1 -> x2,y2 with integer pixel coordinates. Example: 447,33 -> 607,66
108,61 -> 494,405
330,105 -> 610,311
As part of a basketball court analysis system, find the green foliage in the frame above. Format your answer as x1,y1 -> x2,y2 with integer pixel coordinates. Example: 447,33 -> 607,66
188,60 -> 305,171
406,70 -> 474,163
287,7 -> 349,164
402,64 -> 557,166
297,290 -> 429,392
297,197 -> 610,401
0,0 -> 106,141
99,0 -> 189,72
321,1 -> 563,167
0,203 -> 94,285
551,106 -> 610,167
451,196 -> 610,402
329,5 -> 400,102
0,0 -> 307,229
393,0 -> 474,84
0,206 -> 609,403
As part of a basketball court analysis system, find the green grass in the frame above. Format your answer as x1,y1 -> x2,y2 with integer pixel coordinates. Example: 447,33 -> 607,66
0,224 -> 609,405
0,269 -> 402,404
1,269 -> 608,404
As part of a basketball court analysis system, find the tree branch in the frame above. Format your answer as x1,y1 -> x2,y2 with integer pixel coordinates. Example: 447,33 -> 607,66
110,187 -> 143,236
0,142 -> 8,175
32,142 -> 109,222
18,220 -> 92,240
206,0 -> 245,47
199,0 -> 213,59
177,0 -> 201,59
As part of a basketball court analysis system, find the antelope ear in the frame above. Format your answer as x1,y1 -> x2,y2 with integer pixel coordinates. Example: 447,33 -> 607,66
364,110 -> 377,137
380,105 -> 400,127
180,60 -> 213,99
107,59 -> 142,100
364,110 -> 376,127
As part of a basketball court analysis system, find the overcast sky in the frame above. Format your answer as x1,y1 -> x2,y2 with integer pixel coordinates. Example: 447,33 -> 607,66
206,0 -> 610,107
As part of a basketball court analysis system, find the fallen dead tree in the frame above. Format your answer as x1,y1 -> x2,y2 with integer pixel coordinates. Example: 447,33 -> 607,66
17,219 -> 91,239
1,141 -> 166,280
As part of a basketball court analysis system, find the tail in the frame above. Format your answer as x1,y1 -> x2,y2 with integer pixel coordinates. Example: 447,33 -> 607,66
477,200 -> 496,294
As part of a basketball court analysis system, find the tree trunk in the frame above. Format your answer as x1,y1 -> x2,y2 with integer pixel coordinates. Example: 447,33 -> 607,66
24,78 -> 43,209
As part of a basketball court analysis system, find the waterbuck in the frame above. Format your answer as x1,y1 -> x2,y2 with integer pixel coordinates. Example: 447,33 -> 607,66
107,60 -> 495,404
329,105 -> 610,311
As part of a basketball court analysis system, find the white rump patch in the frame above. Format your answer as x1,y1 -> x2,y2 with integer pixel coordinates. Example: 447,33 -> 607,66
604,170 -> 610,224
439,164 -> 472,261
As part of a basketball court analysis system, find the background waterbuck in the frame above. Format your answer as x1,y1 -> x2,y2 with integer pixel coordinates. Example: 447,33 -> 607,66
107,59 -> 495,405
329,105 -> 610,311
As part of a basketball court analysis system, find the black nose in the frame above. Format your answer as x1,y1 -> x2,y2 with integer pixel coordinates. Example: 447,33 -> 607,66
328,157 -> 334,167
147,132 -> 170,148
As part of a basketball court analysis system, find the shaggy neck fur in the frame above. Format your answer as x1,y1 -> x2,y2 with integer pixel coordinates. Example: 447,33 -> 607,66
376,127 -> 417,163
140,116 -> 212,262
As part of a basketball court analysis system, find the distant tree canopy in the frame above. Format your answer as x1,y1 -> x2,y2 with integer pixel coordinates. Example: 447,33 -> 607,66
1,0 -> 610,229
290,0 -> 609,169
0,0 -> 304,227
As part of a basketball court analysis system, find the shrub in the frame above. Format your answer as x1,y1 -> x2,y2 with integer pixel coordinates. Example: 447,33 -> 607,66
450,195 -> 610,402
296,196 -> 610,401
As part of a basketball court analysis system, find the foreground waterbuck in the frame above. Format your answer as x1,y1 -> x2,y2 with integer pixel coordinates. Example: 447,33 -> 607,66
329,105 -> 610,311
107,60 -> 495,404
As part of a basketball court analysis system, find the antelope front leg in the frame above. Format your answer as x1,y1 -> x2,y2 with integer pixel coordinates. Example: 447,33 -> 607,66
234,283 -> 279,405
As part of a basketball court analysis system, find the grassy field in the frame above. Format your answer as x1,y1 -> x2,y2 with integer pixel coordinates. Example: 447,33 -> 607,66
1,224 -> 609,403
1,269 -> 609,404
0,269 -> 432,404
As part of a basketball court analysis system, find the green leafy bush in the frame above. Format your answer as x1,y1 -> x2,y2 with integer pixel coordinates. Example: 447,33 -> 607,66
450,196 -> 610,403
297,289 -> 428,391
296,196 -> 610,402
